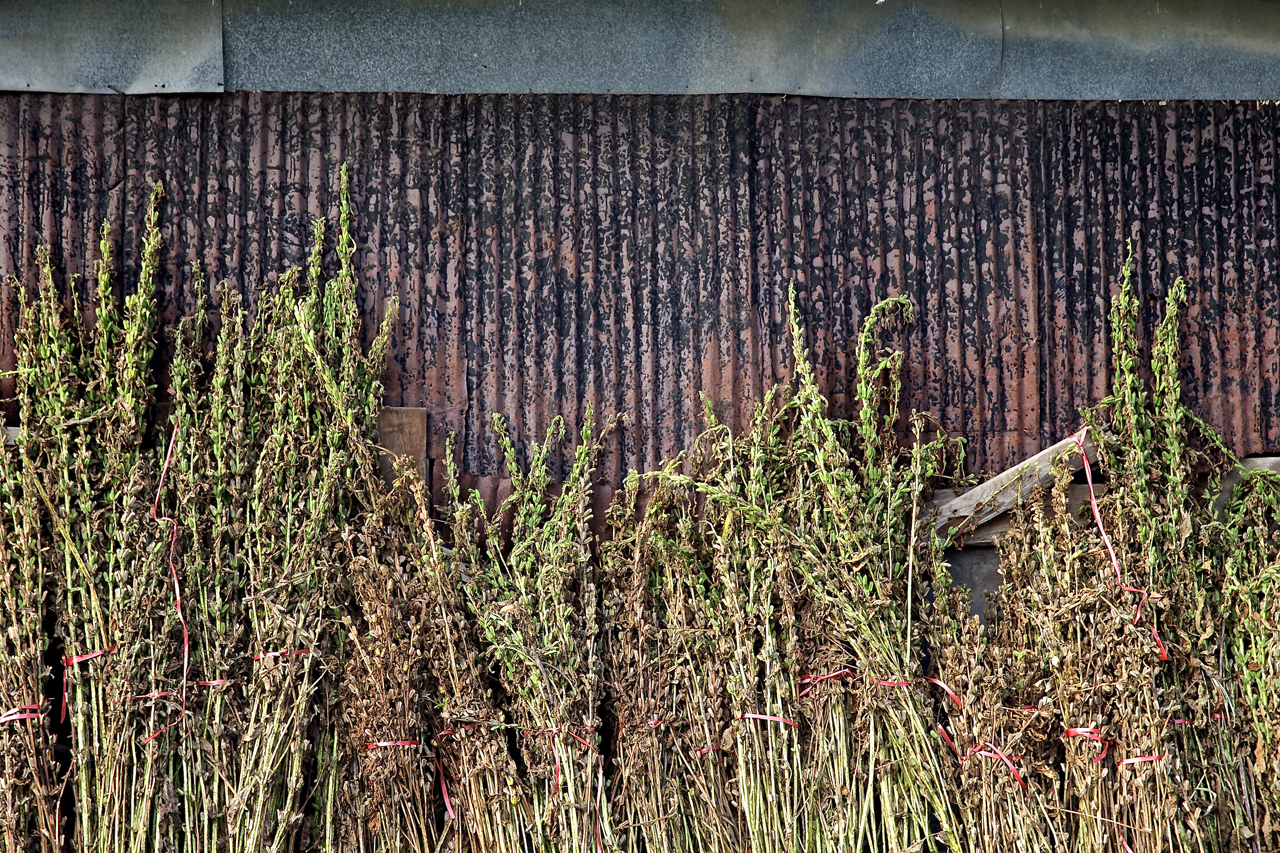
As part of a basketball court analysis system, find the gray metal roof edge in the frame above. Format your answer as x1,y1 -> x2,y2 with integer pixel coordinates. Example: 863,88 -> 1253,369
6,0 -> 1280,100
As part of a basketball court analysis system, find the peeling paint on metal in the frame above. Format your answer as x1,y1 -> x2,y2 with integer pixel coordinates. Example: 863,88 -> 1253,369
2,94 -> 1278,494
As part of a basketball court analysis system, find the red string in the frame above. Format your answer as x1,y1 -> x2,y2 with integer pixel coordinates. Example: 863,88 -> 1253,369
1120,754 -> 1165,766
975,745 -> 1028,790
1065,726 -> 1112,763
521,726 -> 599,793
365,740 -> 420,749
924,677 -> 963,709
865,674 -> 964,710
937,724 -> 1026,789
435,753 -> 455,820
736,712 -> 798,729
1074,427 -> 1168,662
697,744 -> 730,756
196,679 -> 229,687
433,727 -> 478,821
937,723 -> 960,756
0,704 -> 41,723
798,668 -> 853,697
61,645 -> 116,724
142,421 -> 186,744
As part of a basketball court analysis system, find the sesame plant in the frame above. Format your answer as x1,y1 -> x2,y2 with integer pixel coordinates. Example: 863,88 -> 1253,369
930,247 -> 1265,853
457,412 -> 610,853
6,175 -> 1280,853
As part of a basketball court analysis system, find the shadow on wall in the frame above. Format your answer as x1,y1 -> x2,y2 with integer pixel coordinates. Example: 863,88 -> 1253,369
947,547 -> 1002,626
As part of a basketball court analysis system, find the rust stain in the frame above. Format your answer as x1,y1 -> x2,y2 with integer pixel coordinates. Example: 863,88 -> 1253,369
1,93 -> 1278,487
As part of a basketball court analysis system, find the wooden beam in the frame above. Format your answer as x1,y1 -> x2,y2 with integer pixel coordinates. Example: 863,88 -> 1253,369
929,484 -> 1104,546
933,428 -> 1095,540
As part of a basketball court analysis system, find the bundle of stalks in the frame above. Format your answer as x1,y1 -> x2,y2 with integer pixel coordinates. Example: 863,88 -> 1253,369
1220,461 -> 1280,851
0,260 -> 64,850
635,393 -> 814,853
444,413 -> 610,852
224,169 -> 394,853
14,190 -> 181,853
604,292 -> 966,853
931,250 -> 1244,853
604,462 -> 744,853
410,446 -> 522,853
339,473 -> 438,853
775,296 -> 965,853
163,282 -> 251,853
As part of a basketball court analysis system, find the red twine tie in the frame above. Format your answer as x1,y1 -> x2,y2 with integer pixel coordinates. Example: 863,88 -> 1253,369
975,745 -> 1027,790
924,677 -> 963,709
864,674 -> 964,710
798,669 -> 853,697
937,724 -> 1026,790
521,726 -> 599,793
1,704 -> 41,724
520,722 -> 607,849
61,645 -> 116,724
433,726 -> 481,821
736,713 -> 798,729
1120,754 -> 1165,767
1065,726 -> 1112,763
436,753 -> 455,820
1074,427 -> 1168,662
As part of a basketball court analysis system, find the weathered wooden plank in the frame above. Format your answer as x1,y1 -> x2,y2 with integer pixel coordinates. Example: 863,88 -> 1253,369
932,428 -> 1096,540
376,407 -> 428,488
937,484 -> 1103,545
1213,456 -> 1280,517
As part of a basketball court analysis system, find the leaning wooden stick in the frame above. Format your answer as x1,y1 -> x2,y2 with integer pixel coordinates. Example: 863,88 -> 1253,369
933,427 -> 1096,539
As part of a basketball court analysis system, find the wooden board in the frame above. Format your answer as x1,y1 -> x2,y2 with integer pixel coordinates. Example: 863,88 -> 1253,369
1213,456 -> 1280,518
930,484 -> 1104,546
376,407 -> 428,488
932,429 -> 1096,539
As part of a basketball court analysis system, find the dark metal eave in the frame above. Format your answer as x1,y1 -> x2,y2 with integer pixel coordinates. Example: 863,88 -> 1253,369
7,0 -> 1280,99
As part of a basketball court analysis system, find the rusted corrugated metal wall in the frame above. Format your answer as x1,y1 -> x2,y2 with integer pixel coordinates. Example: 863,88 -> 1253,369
2,94 -> 1278,489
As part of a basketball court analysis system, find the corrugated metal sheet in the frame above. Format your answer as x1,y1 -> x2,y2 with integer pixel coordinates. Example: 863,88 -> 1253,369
2,94 -> 1278,492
